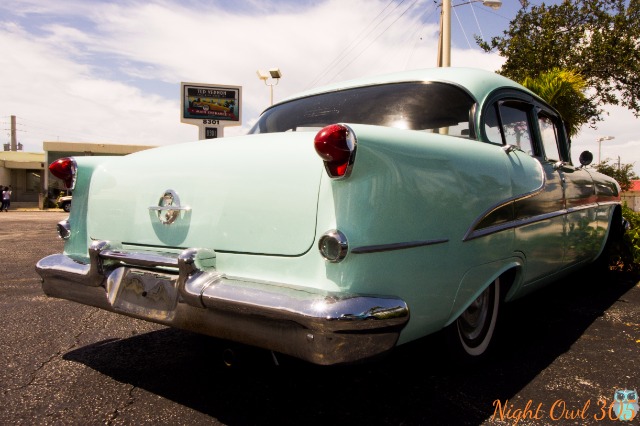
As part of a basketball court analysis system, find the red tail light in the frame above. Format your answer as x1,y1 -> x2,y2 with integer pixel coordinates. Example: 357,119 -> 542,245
314,124 -> 356,178
49,157 -> 77,189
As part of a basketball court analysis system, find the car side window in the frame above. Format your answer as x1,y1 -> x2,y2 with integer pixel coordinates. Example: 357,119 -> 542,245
538,114 -> 561,161
483,104 -> 503,144
498,102 -> 534,156
483,100 -> 536,155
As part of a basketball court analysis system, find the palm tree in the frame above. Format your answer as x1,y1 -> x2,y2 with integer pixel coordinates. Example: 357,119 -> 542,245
521,68 -> 589,137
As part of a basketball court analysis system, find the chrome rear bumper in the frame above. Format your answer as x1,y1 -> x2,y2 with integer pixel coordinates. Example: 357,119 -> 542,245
36,241 -> 409,365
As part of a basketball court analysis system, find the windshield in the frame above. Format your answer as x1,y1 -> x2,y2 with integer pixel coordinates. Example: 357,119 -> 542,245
248,82 -> 476,138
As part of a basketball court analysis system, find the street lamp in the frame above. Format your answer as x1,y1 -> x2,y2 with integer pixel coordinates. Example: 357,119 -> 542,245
597,135 -> 615,164
438,0 -> 502,67
257,68 -> 282,105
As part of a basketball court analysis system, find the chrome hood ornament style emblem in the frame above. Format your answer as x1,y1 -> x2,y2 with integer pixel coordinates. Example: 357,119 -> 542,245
149,189 -> 191,225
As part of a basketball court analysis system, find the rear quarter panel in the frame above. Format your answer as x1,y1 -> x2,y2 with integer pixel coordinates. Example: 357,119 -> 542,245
317,124 -> 543,341
63,156 -> 118,261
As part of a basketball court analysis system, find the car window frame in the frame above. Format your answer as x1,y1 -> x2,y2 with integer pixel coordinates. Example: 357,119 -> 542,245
480,89 -> 571,164
533,106 -> 571,164
481,94 -> 540,156
498,100 -> 537,156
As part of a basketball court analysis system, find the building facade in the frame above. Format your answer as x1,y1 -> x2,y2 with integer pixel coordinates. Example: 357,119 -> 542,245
0,142 -> 154,209
622,180 -> 640,212
0,151 -> 45,206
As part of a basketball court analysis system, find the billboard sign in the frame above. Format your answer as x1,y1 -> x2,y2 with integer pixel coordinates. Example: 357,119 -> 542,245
181,83 -> 242,125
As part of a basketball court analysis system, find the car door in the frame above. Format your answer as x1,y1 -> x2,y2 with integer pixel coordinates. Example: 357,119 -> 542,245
483,96 -> 566,284
535,108 -> 599,266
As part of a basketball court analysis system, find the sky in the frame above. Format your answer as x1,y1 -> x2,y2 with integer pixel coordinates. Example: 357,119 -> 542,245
1,0 -> 638,173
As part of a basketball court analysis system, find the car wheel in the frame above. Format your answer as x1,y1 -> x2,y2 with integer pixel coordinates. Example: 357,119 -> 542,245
447,278 -> 500,359
63,203 -> 71,212
591,209 -> 627,273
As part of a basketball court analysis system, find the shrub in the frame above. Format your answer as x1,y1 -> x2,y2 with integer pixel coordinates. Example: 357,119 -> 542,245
621,204 -> 640,268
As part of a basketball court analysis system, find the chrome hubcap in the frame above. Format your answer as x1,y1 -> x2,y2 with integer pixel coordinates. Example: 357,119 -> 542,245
459,288 -> 490,341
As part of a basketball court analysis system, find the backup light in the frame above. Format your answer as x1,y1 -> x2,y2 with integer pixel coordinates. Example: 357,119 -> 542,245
313,124 -> 356,178
318,230 -> 348,262
49,157 -> 77,190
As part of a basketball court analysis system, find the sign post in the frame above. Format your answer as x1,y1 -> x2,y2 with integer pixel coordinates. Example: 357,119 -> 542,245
180,83 -> 242,139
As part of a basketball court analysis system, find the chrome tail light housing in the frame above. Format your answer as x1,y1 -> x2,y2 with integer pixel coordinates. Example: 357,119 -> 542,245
49,157 -> 77,190
318,230 -> 348,262
314,124 -> 356,179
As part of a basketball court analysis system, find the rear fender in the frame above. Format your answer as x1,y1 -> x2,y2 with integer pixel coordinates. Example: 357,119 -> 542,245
445,256 -> 524,327
62,156 -> 118,260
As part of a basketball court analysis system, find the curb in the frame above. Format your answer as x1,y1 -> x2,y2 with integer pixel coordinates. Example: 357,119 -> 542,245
7,209 -> 66,213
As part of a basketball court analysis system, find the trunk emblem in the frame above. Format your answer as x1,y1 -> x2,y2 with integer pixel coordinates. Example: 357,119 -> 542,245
148,189 -> 191,225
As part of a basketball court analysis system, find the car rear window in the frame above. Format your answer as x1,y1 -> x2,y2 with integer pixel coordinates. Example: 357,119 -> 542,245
249,82 -> 476,138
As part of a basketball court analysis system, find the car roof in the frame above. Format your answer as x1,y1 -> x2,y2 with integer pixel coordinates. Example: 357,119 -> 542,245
277,67 -> 536,107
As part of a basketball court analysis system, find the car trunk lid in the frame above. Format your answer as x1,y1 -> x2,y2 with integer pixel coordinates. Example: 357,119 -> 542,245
86,132 -> 322,256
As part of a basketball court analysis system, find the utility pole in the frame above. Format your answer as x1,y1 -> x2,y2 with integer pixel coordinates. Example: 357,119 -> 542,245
437,0 -> 451,67
10,115 -> 17,151
437,1 -> 502,68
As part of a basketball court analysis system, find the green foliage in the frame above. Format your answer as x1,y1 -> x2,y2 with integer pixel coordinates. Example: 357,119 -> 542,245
592,161 -> 639,270
621,204 -> 640,268
594,160 -> 638,192
521,68 -> 588,137
478,0 -> 640,129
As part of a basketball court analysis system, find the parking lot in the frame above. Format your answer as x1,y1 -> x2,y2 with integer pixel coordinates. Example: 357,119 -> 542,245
1,211 -> 639,425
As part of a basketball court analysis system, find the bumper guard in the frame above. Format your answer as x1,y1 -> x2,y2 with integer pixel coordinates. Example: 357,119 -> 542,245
36,241 -> 409,365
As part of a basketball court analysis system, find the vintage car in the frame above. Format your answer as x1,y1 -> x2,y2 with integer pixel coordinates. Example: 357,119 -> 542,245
37,68 -> 622,365
189,98 -> 231,113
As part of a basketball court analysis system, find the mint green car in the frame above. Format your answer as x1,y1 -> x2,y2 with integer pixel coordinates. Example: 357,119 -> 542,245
37,68 -> 622,365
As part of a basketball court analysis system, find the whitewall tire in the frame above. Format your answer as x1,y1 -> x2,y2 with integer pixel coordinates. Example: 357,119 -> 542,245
449,278 -> 500,359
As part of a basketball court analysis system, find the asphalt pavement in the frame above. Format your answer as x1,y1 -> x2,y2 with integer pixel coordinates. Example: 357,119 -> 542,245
1,211 -> 638,425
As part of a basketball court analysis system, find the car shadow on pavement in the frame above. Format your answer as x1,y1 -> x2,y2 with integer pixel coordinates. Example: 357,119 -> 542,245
63,268 -> 639,425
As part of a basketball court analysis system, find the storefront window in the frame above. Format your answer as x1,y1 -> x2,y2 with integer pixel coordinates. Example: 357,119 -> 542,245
26,169 -> 41,193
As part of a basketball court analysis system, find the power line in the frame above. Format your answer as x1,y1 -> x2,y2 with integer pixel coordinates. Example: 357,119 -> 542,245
402,5 -> 439,69
467,1 -> 485,42
1,115 -> 127,144
452,5 -> 473,48
305,0 -> 409,89
451,0 -> 510,46
324,0 -> 421,84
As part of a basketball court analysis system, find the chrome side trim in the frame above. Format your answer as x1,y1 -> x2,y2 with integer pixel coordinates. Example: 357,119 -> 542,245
351,239 -> 448,254
464,160 -> 547,241
36,242 -> 410,365
462,184 -> 546,242
464,210 -> 567,241
566,203 -> 599,214
597,200 -> 621,207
